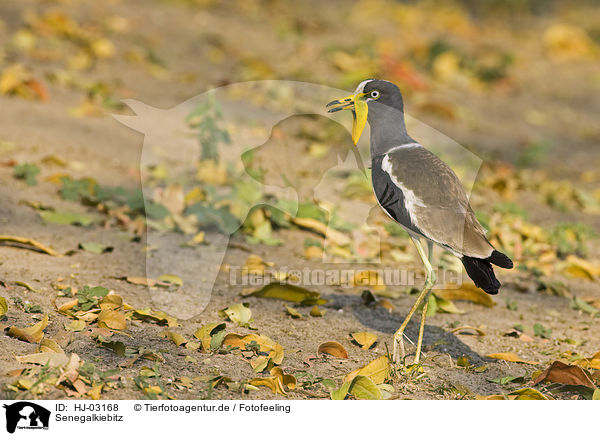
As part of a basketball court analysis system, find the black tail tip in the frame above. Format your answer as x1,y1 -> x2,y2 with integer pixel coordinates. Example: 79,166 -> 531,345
489,250 -> 513,269
461,256 -> 501,295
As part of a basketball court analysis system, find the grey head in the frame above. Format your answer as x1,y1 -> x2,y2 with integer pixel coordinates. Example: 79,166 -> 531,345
358,79 -> 415,157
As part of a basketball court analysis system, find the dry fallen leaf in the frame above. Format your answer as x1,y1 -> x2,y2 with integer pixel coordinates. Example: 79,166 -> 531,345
318,341 -> 349,359
350,332 -> 378,349
16,351 -> 68,367
223,333 -> 278,354
249,367 -> 296,396
0,296 -> 7,317
344,355 -> 390,384
348,375 -> 383,400
309,305 -> 325,317
477,387 -> 548,400
123,276 -> 157,287
291,217 -> 350,246
533,361 -> 595,389
166,331 -> 188,347
450,325 -> 486,336
193,323 -> 226,351
486,352 -> 540,365
435,283 -> 496,307
246,282 -> 326,305
7,314 -> 49,343
572,351 -> 600,370
97,309 -> 127,330
219,303 -> 253,327
284,304 -> 302,319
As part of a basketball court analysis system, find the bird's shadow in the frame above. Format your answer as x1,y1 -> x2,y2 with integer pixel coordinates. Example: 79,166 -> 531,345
327,293 -> 487,365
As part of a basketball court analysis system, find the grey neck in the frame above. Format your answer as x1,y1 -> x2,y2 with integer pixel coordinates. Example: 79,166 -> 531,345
367,101 -> 414,157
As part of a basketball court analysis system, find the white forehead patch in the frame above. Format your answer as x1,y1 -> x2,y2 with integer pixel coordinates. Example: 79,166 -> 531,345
355,79 -> 374,94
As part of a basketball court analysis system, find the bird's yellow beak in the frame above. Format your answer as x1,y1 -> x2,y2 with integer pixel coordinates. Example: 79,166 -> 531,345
326,92 -> 367,145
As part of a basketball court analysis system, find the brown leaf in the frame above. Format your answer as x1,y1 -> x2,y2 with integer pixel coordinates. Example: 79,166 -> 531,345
318,341 -> 348,359
533,361 -> 595,388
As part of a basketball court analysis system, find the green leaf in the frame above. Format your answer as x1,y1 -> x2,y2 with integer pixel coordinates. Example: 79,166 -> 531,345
145,202 -> 170,220
330,381 -> 351,400
533,323 -> 552,339
571,297 -> 599,316
593,389 -> 600,400
185,203 -> 239,234
489,375 -> 526,385
348,375 -> 383,400
14,163 -> 40,186
40,210 -> 94,226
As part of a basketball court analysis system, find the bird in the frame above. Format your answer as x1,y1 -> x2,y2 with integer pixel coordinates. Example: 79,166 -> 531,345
326,79 -> 513,365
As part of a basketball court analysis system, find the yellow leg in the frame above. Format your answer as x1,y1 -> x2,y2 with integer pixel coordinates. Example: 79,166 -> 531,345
392,236 -> 437,364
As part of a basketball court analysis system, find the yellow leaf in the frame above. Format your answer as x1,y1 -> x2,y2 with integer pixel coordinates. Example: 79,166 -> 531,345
132,308 -> 179,327
39,338 -> 64,354
87,384 -> 103,400
166,331 -> 188,347
65,319 -> 86,332
0,296 -> 7,317
16,351 -> 68,367
487,352 -> 540,365
97,309 -> 127,330
99,294 -> 123,311
318,341 -> 349,359
222,333 -> 278,354
561,256 -> 598,281
193,323 -> 226,351
250,355 -> 271,372
344,355 -> 390,384
284,304 -> 302,319
7,314 -> 48,343
158,274 -> 183,287
435,283 -> 496,307
268,343 -> 284,365
309,305 -> 325,317
351,332 -> 378,349
249,367 -> 296,396
350,270 -> 386,291
248,282 -> 326,305
304,245 -> 323,260
57,299 -> 78,313
291,216 -> 350,246
219,303 -> 253,327
450,325 -> 486,336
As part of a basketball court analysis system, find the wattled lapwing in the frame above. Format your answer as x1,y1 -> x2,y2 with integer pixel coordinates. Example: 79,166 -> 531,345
327,79 -> 513,364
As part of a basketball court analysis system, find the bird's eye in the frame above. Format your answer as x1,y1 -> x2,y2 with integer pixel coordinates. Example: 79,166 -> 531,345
370,90 -> 379,98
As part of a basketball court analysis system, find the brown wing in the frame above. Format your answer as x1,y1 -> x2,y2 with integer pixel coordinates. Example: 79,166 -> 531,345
385,146 -> 493,258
